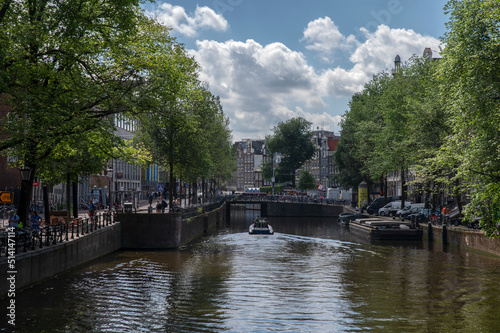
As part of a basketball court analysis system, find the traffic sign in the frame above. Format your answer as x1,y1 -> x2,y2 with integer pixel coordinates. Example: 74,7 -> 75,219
0,192 -> 13,204
33,181 -> 40,187
158,185 -> 164,192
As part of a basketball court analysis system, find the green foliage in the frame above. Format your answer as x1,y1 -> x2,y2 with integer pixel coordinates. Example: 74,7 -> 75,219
297,171 -> 316,190
336,0 -> 500,238
260,185 -> 284,194
0,1 -> 149,177
265,117 -> 316,186
437,0 -> 500,237
0,2 -> 234,216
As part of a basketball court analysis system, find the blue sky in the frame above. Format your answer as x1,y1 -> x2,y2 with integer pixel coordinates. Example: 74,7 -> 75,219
143,0 -> 448,141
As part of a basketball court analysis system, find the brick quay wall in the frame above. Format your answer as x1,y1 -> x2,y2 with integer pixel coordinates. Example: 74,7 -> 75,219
0,223 -> 121,297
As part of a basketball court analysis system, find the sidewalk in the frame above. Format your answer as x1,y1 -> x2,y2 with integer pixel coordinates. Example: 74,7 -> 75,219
78,199 -> 153,218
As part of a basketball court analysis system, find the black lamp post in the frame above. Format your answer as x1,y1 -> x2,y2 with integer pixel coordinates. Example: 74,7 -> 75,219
19,166 -> 32,224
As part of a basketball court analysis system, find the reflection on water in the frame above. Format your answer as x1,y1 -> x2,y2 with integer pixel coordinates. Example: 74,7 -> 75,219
1,207 -> 500,332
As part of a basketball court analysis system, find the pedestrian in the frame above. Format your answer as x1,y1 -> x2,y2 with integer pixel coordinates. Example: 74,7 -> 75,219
8,210 -> 20,228
161,197 -> 168,213
156,200 -> 162,213
30,211 -> 41,230
88,201 -> 95,217
442,206 -> 448,225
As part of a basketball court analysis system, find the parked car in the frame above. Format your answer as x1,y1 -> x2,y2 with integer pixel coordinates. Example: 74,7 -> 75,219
404,208 -> 435,224
366,196 -> 401,215
384,201 -> 412,217
378,202 -> 395,216
396,203 -> 425,217
400,207 -> 424,220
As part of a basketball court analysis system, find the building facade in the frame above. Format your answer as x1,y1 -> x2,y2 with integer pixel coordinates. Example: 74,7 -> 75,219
298,130 -> 341,190
231,139 -> 267,192
230,131 -> 342,192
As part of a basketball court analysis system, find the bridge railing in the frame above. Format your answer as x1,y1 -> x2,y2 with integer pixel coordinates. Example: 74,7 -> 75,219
181,197 -> 227,219
229,194 -> 351,206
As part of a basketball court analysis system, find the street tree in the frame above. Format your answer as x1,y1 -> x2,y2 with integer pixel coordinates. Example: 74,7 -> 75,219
334,73 -> 390,196
297,171 -> 316,191
263,117 -> 316,187
0,0 -> 151,220
437,0 -> 500,237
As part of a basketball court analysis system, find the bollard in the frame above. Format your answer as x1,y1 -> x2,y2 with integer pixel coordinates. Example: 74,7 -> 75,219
23,230 -> 27,252
427,222 -> 434,241
39,228 -> 43,249
45,227 -> 50,247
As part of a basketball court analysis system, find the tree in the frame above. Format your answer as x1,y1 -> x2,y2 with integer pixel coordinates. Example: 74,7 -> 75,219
333,73 -> 391,194
0,0 -> 150,221
297,171 -> 316,191
437,0 -> 500,237
263,117 -> 316,187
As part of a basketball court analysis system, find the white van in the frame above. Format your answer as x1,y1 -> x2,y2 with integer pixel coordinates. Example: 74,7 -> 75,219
395,203 -> 425,217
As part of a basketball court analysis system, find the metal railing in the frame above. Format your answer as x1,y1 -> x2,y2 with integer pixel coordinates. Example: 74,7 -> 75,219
1,211 -> 116,257
229,194 -> 352,206
181,198 -> 227,220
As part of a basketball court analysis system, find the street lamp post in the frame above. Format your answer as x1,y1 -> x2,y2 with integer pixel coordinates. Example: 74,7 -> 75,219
19,166 -> 32,225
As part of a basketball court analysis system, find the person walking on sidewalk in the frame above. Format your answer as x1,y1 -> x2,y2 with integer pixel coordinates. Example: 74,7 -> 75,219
88,201 -> 96,217
161,197 -> 168,213
8,210 -> 20,228
442,206 -> 448,225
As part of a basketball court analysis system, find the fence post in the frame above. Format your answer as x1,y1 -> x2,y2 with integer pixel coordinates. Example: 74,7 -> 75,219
45,226 -> 50,247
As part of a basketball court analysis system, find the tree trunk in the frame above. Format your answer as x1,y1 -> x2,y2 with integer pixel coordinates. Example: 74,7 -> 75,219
18,166 -> 35,225
66,173 -> 71,219
384,174 -> 388,204
72,181 -> 78,218
168,162 -> 174,210
202,178 -> 206,204
454,178 -> 462,214
400,168 -> 406,210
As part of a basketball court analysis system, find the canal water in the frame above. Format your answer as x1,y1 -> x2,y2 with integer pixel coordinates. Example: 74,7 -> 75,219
2,207 -> 500,332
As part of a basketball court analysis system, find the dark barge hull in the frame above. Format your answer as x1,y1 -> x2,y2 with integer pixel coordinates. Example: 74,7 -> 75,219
349,220 -> 422,240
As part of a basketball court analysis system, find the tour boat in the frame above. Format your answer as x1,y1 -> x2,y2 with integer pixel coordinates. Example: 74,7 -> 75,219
249,218 -> 274,235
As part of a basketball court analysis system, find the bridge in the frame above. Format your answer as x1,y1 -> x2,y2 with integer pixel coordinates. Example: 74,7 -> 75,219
226,195 -> 348,221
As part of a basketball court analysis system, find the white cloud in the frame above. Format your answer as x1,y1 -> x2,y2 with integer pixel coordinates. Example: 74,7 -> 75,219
302,17 -> 357,62
191,22 -> 441,140
148,4 -> 228,37
350,25 -> 441,73
191,39 -> 331,140
147,1 -> 442,141
317,24 -> 441,97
